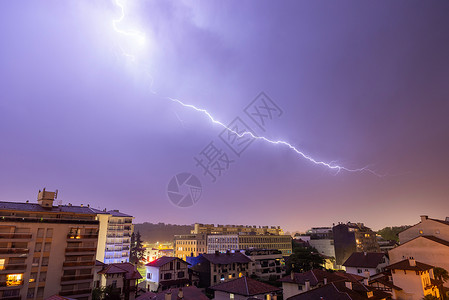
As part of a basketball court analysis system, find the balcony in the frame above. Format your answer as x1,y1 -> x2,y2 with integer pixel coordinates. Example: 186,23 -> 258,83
0,233 -> 32,240
65,247 -> 96,253
0,264 -> 27,273
67,234 -> 98,240
0,280 -> 23,287
0,248 -> 29,255
61,274 -> 94,282
59,288 -> 92,296
62,261 -> 95,268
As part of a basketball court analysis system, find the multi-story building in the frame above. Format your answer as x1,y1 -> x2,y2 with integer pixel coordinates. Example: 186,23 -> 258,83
245,249 -> 285,280
173,234 -> 207,260
191,223 -> 284,235
188,252 -> 252,287
389,215 -> 449,287
333,222 -> 380,268
144,257 -> 190,292
0,189 -> 99,300
95,209 -> 133,264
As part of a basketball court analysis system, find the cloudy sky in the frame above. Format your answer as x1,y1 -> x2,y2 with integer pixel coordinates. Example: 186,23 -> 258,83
1,0 -> 449,232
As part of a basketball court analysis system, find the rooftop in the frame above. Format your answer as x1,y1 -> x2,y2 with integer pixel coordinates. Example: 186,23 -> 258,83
343,252 -> 387,268
210,276 -> 280,296
201,252 -> 252,265
386,259 -> 434,271
98,262 -> 142,280
145,256 -> 189,268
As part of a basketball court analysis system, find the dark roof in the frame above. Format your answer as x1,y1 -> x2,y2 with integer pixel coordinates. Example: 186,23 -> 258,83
136,286 -> 208,300
427,218 -> 449,226
98,262 -> 142,280
278,269 -> 344,285
335,272 -> 365,282
386,259 -> 433,271
421,235 -> 449,247
107,210 -> 133,217
210,276 -> 280,296
201,252 -> 252,264
145,256 -> 189,268
95,260 -> 106,267
369,274 -> 403,291
287,280 -> 391,300
0,201 -> 99,215
343,252 -> 387,268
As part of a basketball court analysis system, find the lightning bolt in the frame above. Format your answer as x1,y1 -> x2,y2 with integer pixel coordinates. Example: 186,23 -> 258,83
111,0 -> 382,176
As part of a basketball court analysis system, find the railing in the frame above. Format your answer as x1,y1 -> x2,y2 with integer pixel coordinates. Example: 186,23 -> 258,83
0,248 -> 29,255
0,280 -> 23,287
63,261 -> 95,267
67,234 -> 98,239
65,247 -> 96,253
59,288 -> 92,296
0,233 -> 32,239
0,264 -> 27,271
61,274 -> 93,282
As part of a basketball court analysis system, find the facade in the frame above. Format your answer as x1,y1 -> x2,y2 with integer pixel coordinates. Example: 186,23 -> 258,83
210,276 -> 280,300
207,235 -> 239,253
0,189 -> 99,300
136,286 -> 209,300
191,223 -> 284,235
173,234 -> 207,260
94,262 -> 141,300
385,259 -> 440,300
343,252 -> 389,277
144,257 -> 190,292
188,252 -> 252,287
95,210 -> 133,264
333,222 -> 380,268
398,215 -> 449,244
245,249 -> 285,280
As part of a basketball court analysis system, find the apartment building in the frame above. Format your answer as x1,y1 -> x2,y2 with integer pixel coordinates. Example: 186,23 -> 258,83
245,249 -> 285,280
95,209 -> 133,264
192,223 -> 284,235
0,189 -> 99,300
333,222 -> 380,268
173,234 -> 207,260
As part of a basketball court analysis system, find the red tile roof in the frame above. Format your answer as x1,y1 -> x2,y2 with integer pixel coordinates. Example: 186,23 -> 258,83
210,276 -> 280,296
278,269 -> 344,285
145,256 -> 189,268
343,252 -> 387,268
98,262 -> 142,280
386,259 -> 433,271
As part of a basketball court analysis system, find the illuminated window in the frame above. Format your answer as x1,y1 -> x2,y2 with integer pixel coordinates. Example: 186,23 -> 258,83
6,274 -> 23,286
0,259 -> 5,270
419,230 -> 423,234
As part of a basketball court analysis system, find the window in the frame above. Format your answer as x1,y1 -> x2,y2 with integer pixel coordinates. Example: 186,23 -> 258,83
169,262 -> 173,270
42,257 -> 49,266
46,228 -> 53,238
35,243 -> 42,252
44,243 -> 51,252
39,272 -> 46,282
37,228 -> 45,238
29,273 -> 37,283
6,274 -> 23,286
37,287 -> 44,298
164,273 -> 172,280
27,288 -> 35,299
112,280 -> 117,288
419,230 -> 423,234
357,269 -> 362,274
177,261 -> 181,269
0,258 -> 5,270
147,273 -> 152,279
230,294 -> 235,299
177,271 -> 185,278
213,275 -> 217,283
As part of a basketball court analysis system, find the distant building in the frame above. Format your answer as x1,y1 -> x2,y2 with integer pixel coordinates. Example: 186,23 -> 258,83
343,252 -> 389,277
173,234 -> 207,260
94,261 -> 141,300
333,222 -> 380,268
191,223 -> 284,235
398,215 -> 449,243
188,252 -> 252,287
210,276 -> 280,300
207,234 -> 292,256
0,189 -> 99,300
385,258 -> 440,300
94,209 -> 133,264
245,249 -> 285,281
144,257 -> 190,292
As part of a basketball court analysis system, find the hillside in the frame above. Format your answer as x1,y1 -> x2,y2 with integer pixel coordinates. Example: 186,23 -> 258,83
134,222 -> 194,243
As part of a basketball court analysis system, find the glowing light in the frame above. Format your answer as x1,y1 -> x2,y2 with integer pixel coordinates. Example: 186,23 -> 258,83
110,1 -> 381,176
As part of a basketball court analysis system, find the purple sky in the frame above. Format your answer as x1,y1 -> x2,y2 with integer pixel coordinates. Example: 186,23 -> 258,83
1,0 -> 449,232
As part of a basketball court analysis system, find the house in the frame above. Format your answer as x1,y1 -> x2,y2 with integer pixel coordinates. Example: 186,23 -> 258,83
385,258 -> 440,300
144,257 -> 190,292
136,286 -> 209,300
286,280 -> 391,300
388,235 -> 449,287
398,215 -> 449,244
343,252 -> 389,277
95,262 -> 142,300
210,276 -> 280,300
188,252 -> 252,288
278,269 -> 360,299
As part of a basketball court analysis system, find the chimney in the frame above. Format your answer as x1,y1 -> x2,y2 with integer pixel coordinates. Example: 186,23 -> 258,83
165,292 -> 171,300
420,215 -> 428,222
363,278 -> 369,286
364,271 -> 370,280
37,188 -> 56,208
266,294 -> 271,300
429,268 -> 435,279
345,281 -> 352,290
409,258 -> 416,267
305,279 -> 310,291
446,217 -> 449,222
323,277 -> 327,284
272,294 -> 277,300
177,288 -> 183,299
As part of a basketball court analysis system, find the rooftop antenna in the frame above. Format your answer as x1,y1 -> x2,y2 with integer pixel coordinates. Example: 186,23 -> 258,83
55,189 -> 58,199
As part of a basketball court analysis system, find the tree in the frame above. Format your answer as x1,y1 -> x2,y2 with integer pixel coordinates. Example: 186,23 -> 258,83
433,267 -> 448,300
130,231 -> 145,264
285,245 -> 324,273
91,285 -> 121,300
